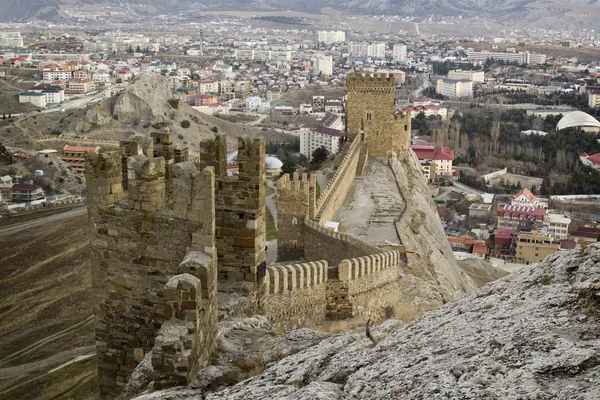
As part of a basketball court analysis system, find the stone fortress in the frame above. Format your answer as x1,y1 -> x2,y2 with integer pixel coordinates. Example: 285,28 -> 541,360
85,73 -> 475,398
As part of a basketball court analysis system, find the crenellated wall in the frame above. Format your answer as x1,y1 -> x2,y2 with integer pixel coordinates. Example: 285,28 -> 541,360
85,137 -> 217,399
326,251 -> 406,321
314,137 -> 362,223
303,217 -> 386,265
260,261 -> 328,331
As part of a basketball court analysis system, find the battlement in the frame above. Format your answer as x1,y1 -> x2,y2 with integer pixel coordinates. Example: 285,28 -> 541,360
264,261 -> 328,294
276,172 -> 315,192
347,72 -> 397,90
337,251 -> 402,281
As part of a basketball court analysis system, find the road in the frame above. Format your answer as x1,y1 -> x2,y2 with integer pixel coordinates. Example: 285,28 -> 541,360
0,206 -> 87,237
41,91 -> 105,114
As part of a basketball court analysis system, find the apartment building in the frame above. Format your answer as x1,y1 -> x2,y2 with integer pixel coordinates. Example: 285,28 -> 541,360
19,92 -> 46,108
313,55 -> 333,76
411,144 -> 454,179
11,183 -> 44,202
300,126 -> 344,158
0,32 -> 24,47
68,78 -> 94,94
61,145 -> 100,173
318,31 -> 345,43
544,213 -> 571,241
467,51 -> 546,65
448,70 -> 485,83
436,79 -> 473,98
349,42 -> 386,58
43,69 -> 72,82
392,45 -> 407,62
515,231 -> 560,265
30,84 -> 66,105
246,96 -> 262,111
589,90 -> 600,108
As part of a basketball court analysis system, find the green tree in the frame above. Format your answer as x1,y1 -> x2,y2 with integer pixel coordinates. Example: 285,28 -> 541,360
281,158 -> 296,175
311,146 -> 329,165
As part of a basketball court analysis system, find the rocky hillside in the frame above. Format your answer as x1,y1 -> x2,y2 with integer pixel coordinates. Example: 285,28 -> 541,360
0,73 -> 288,153
134,244 -> 600,399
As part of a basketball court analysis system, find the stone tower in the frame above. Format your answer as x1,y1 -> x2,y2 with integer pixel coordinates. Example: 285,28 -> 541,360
346,72 -> 411,156
85,138 -> 217,398
196,134 -> 267,283
276,172 -> 316,261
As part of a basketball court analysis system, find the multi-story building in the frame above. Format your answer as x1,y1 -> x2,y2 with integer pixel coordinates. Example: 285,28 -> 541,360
318,31 -> 346,43
266,88 -> 282,102
324,99 -> 343,113
544,213 -> 571,241
313,55 -> 333,76
511,188 -> 544,208
300,126 -> 344,158
199,79 -> 219,94
68,78 -> 94,94
92,71 -> 111,84
349,42 -> 386,58
402,104 -> 448,120
43,69 -> 72,82
11,183 -> 45,202
515,231 -> 560,265
0,32 -> 24,47
245,96 -> 262,111
392,45 -> 407,62
447,70 -> 485,83
589,90 -> 600,108
30,84 -> 66,105
496,203 -> 546,231
436,79 -> 473,99
61,145 -> 100,173
467,51 -> 546,65
312,96 -> 325,112
19,92 -> 46,108
411,143 -> 454,179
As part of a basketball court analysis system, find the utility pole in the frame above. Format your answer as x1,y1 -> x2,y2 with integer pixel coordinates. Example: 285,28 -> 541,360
200,29 -> 204,56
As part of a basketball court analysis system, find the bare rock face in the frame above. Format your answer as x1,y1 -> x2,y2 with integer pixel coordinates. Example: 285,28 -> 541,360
136,244 -> 600,399
112,73 -> 171,125
390,151 -> 478,302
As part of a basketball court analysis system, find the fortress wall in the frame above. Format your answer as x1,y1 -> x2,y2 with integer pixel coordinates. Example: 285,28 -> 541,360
303,217 -> 384,265
315,137 -> 362,223
86,143 -> 217,398
327,251 -> 406,321
261,261 -> 328,331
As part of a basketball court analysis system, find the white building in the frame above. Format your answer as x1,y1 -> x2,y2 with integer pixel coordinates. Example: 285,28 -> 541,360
318,31 -> 346,43
392,45 -> 407,62
30,84 -> 65,104
19,92 -> 46,108
313,55 -> 333,76
448,70 -> 485,83
436,79 -> 473,99
349,42 -> 386,58
0,32 -> 24,47
589,90 -> 600,108
245,96 -> 262,111
467,51 -> 546,65
300,126 -> 344,158
544,213 -> 571,241
92,71 -> 111,84
43,70 -> 72,82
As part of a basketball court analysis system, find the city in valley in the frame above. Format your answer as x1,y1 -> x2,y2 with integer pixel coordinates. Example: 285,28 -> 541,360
0,3 -> 599,399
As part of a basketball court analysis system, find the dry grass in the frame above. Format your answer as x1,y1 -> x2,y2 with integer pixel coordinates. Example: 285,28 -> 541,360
389,304 -> 420,324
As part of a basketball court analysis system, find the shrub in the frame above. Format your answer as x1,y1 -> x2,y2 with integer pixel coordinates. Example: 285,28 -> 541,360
178,134 -> 184,140
211,126 -> 219,133
180,120 -> 191,129
167,99 -> 180,109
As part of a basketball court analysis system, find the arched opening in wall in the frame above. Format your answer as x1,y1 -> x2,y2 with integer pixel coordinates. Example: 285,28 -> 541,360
404,125 -> 408,131
366,112 -> 373,121
292,217 -> 298,225
292,240 -> 298,248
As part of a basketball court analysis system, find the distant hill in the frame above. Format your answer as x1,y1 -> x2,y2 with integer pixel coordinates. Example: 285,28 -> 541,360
0,0 -> 599,29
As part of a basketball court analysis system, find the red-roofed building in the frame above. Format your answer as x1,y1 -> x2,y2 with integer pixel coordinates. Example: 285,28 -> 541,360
61,145 -> 100,173
496,203 -> 546,230
473,243 -> 490,259
580,152 -> 600,170
402,103 -> 448,119
11,183 -> 44,202
411,143 -> 454,180
492,228 -> 514,258
511,188 -> 544,208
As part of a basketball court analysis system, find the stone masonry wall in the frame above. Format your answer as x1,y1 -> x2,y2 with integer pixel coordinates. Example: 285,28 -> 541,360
276,172 -> 316,262
326,251 -> 405,321
260,261 -> 328,331
303,217 -> 384,266
152,252 -> 217,390
197,135 -> 266,283
86,144 -> 217,399
314,137 -> 361,223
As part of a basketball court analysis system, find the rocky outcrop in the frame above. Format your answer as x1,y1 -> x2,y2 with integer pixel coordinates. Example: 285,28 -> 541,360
390,151 -> 478,302
111,73 -> 172,125
136,244 -> 599,399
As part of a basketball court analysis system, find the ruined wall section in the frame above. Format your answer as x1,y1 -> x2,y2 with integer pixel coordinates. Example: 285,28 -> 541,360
314,137 -> 361,223
303,217 -> 385,265
260,261 -> 328,331
86,143 -> 217,398
198,135 -> 266,283
152,253 -> 217,390
276,173 -> 316,262
326,251 -> 406,321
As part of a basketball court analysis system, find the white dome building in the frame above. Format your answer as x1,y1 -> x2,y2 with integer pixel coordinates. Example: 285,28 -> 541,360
556,111 -> 600,133
265,156 -> 283,177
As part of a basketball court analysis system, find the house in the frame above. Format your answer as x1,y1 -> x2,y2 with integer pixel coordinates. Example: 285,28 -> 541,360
511,188 -> 543,208
11,183 -> 44,202
579,152 -> 600,170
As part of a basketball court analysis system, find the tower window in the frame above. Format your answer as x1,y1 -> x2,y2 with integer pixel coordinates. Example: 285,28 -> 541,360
366,112 -> 372,121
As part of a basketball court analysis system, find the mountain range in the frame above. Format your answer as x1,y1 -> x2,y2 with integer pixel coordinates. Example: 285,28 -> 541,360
1,0 -> 600,30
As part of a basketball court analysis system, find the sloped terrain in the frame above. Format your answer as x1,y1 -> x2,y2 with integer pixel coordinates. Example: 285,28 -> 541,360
137,244 -> 600,399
